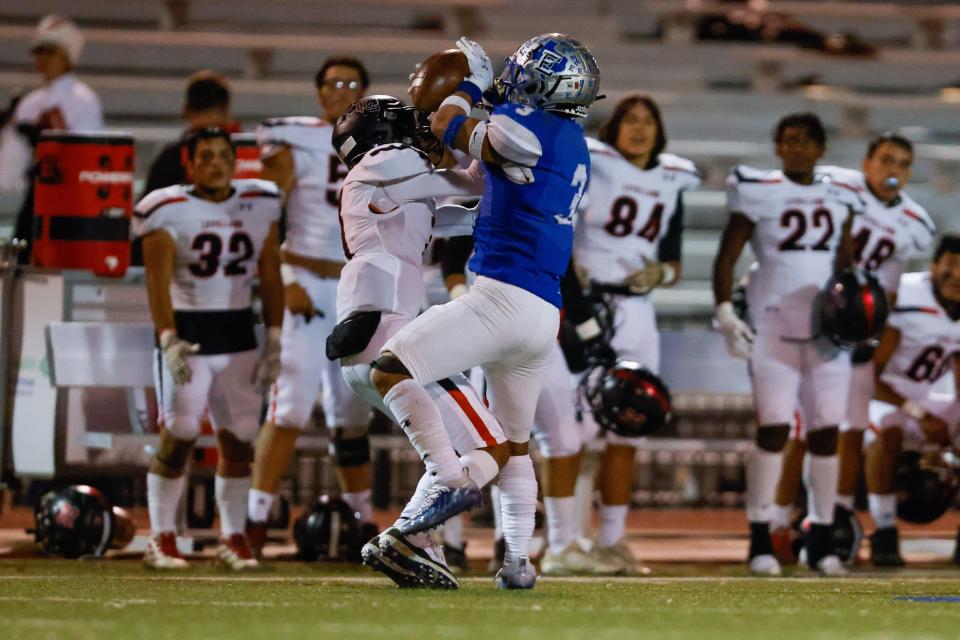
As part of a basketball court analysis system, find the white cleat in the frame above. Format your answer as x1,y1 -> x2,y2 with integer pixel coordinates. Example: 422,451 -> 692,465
594,541 -> 641,576
144,532 -> 189,570
217,533 -> 261,571
749,554 -> 782,577
541,543 -> 623,577
815,554 -> 848,577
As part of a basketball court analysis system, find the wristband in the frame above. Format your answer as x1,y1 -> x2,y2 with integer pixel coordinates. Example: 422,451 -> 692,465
456,80 -> 483,103
280,263 -> 297,286
449,283 -> 469,299
660,263 -> 676,285
467,121 -> 487,161
439,94 -> 471,115
575,317 -> 602,341
442,114 -> 468,147
902,400 -> 927,421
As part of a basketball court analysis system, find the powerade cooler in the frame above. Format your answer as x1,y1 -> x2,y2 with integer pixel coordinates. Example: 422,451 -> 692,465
231,132 -> 262,179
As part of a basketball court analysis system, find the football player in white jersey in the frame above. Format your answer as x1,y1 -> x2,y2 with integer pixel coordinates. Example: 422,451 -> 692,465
135,128 -> 284,570
862,236 -> 960,565
328,96 -> 510,588
769,133 -> 936,558
713,112 -> 864,576
247,57 -> 377,554
534,94 -> 700,576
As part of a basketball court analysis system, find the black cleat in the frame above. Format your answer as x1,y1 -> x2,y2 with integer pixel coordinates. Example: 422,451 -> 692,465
361,535 -> 421,588
379,527 -> 459,590
870,527 -> 905,568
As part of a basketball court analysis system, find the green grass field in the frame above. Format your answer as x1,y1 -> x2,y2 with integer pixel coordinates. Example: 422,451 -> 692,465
4,561 -> 960,639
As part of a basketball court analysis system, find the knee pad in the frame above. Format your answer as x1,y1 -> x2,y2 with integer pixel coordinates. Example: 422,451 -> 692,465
806,426 -> 839,456
154,429 -> 195,471
370,353 -> 411,376
329,432 -> 371,468
217,430 -> 254,464
755,424 -> 791,453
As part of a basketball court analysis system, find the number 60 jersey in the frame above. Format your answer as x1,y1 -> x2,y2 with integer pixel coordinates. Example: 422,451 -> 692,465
727,166 -> 866,339
132,180 -> 281,310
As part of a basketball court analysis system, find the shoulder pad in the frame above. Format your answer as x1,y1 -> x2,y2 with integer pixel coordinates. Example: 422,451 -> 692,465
350,145 -> 432,184
659,153 -> 702,185
256,117 -> 330,150
898,193 -> 937,238
730,165 -> 782,185
586,137 -> 620,158
234,179 -> 282,198
134,184 -> 189,219
893,271 -> 936,311
817,165 -> 865,190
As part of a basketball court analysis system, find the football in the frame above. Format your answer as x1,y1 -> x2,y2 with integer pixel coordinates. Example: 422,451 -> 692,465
408,49 -> 470,112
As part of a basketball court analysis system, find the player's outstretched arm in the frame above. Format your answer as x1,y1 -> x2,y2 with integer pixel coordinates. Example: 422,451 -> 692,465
834,209 -> 856,273
713,213 -> 755,359
253,221 -> 284,391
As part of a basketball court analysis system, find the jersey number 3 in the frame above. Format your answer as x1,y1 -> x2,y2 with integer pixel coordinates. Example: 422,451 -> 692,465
189,231 -> 254,277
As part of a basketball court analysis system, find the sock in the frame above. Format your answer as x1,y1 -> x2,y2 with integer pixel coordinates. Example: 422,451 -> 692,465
770,503 -> 793,530
803,453 -> 839,525
490,483 -> 503,542
573,461 -> 595,542
147,472 -> 185,535
215,475 -> 251,537
598,503 -> 629,548
869,493 -> 897,529
384,380 -> 464,485
499,455 -> 537,564
544,495 -> 577,553
397,471 -> 435,525
746,448 -> 783,523
460,449 -> 500,489
836,493 -> 855,511
247,488 -> 276,523
749,521 -> 773,558
442,514 -> 464,549
342,489 -> 374,523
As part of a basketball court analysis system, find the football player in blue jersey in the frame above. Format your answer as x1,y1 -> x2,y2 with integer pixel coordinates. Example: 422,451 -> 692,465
367,34 -> 600,589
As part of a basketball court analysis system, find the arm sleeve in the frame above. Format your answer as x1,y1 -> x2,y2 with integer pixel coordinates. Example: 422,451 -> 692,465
560,259 -> 595,326
440,236 -> 474,279
379,168 -> 483,207
486,112 -> 543,167
658,193 -> 685,263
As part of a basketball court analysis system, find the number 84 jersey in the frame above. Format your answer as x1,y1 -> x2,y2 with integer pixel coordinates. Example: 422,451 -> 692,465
132,180 -> 281,310
727,165 -> 865,338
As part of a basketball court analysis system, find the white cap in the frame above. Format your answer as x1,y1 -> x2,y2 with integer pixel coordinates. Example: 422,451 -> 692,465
31,15 -> 84,65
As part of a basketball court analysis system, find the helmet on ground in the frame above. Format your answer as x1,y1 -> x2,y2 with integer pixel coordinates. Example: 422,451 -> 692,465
491,33 -> 600,118
293,495 -> 362,561
332,95 -> 418,168
583,361 -> 672,438
818,268 -> 889,347
34,485 -> 132,558
895,450 -> 960,524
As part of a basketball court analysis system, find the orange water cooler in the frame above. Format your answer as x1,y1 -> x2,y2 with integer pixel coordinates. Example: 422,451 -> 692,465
32,131 -> 134,277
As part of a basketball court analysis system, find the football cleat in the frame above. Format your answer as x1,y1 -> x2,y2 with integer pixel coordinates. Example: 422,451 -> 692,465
245,520 -> 268,562
495,557 -> 537,590
361,534 -> 421,588
542,543 -> 623,576
379,527 -> 459,590
815,554 -> 848,577
217,533 -> 260,571
770,525 -> 799,566
748,554 -> 782,577
593,541 -> 639,576
395,482 -> 482,536
144,532 -> 189,570
870,527 -> 906,568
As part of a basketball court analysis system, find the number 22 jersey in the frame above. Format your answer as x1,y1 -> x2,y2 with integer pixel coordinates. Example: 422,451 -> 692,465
132,179 -> 282,311
727,166 -> 866,338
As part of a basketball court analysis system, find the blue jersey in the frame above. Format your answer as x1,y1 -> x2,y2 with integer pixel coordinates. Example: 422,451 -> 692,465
468,103 -> 590,307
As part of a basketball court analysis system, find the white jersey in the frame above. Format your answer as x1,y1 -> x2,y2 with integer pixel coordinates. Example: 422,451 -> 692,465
0,72 -> 103,191
575,138 -> 700,284
727,166 -> 866,338
132,180 -> 281,310
336,144 -> 483,322
818,166 -> 936,293
880,271 -> 960,402
256,116 -> 346,262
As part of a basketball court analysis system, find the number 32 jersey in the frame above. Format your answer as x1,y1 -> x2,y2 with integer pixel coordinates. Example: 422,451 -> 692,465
881,271 -> 960,400
133,179 -> 281,310
574,138 -> 700,284
727,166 -> 865,338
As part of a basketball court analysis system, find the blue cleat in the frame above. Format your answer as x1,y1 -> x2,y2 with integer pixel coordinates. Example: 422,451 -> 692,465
495,557 -> 537,590
395,482 -> 482,536
361,534 -> 421,588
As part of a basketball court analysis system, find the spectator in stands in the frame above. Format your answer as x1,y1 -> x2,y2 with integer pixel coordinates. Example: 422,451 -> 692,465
0,15 -> 103,262
142,70 -> 236,195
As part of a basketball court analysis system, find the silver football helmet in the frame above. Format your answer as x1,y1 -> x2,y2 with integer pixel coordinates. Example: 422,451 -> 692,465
493,33 -> 600,118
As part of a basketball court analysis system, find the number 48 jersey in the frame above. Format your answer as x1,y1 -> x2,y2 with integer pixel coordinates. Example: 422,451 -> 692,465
574,138 -> 700,284
132,180 -> 281,310
727,166 -> 866,338
881,271 -> 960,400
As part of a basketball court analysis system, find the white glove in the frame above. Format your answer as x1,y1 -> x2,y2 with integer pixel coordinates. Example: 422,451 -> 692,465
715,301 -> 755,359
252,327 -> 283,393
160,330 -> 200,386
456,37 -> 494,94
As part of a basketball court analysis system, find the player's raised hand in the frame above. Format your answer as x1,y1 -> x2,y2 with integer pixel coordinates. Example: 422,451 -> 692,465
160,330 -> 200,385
252,327 -> 282,393
284,282 -> 318,322
715,301 -> 754,359
456,37 -> 493,93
